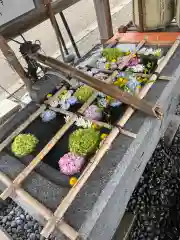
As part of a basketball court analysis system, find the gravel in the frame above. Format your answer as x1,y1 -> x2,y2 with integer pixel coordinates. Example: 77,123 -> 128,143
127,112 -> 180,240
0,199 -> 58,240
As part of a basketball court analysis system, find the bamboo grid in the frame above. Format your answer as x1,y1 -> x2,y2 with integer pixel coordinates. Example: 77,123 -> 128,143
0,37 -> 179,239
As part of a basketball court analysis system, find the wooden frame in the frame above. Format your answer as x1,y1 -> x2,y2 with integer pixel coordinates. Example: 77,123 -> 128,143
0,36 -> 179,239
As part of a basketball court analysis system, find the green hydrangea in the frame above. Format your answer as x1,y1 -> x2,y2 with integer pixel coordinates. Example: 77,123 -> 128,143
69,128 -> 100,156
102,48 -> 124,62
11,134 -> 39,157
74,85 -> 93,103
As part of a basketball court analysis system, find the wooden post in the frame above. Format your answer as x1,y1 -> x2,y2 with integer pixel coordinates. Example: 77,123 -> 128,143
0,36 -> 32,91
93,0 -> 113,44
44,0 -> 66,62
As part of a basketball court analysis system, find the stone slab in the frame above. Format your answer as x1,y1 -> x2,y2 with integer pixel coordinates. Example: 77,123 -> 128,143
0,46 -> 180,240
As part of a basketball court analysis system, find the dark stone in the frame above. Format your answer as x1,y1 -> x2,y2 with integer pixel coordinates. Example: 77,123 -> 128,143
29,233 -> 36,240
11,221 -> 17,227
2,216 -> 7,223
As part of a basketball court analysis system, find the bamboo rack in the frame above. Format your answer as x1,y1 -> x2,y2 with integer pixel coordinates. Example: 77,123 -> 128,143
40,38 -> 180,238
0,38 -> 178,239
0,40 -> 144,201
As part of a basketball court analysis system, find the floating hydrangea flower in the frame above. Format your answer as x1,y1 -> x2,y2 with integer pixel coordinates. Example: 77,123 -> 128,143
41,110 -> 56,122
127,77 -> 140,92
97,98 -> 108,108
117,72 -> 126,78
11,134 -> 39,158
69,128 -> 100,156
67,96 -> 78,105
127,57 -> 140,67
154,48 -> 162,57
74,85 -> 94,103
129,64 -> 144,73
58,152 -> 85,175
110,100 -> 122,107
84,104 -> 102,121
49,100 -> 59,108
75,117 -> 92,128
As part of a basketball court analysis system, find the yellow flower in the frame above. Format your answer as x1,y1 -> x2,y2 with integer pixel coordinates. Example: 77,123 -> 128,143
47,93 -> 53,98
92,124 -> 100,130
106,96 -> 112,101
101,133 -> 108,140
125,51 -> 131,55
69,177 -> 78,186
114,78 -> 128,87
105,63 -> 110,70
111,59 -> 116,63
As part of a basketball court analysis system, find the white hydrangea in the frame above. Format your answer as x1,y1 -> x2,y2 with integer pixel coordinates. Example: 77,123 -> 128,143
75,117 -> 92,128
130,64 -> 144,73
64,115 -> 92,128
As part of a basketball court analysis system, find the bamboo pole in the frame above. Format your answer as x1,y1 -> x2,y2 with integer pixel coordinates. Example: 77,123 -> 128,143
0,171 -> 78,240
40,38 -> 180,238
49,106 -> 137,139
0,105 -> 46,152
30,41 -> 163,118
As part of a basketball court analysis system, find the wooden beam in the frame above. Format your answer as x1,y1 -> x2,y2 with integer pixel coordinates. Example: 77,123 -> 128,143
93,0 -> 113,44
0,0 -> 80,40
30,49 -> 163,118
0,36 -> 31,91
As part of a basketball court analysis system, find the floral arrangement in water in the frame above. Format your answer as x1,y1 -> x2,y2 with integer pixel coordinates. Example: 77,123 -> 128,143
11,134 -> 39,158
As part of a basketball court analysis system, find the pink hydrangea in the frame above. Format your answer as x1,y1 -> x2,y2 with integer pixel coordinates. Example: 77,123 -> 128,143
84,104 -> 102,121
58,152 -> 85,175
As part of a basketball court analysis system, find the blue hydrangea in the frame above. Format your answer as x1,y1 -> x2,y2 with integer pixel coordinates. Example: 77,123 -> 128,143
41,110 -> 56,122
127,77 -> 140,92
67,96 -> 78,105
